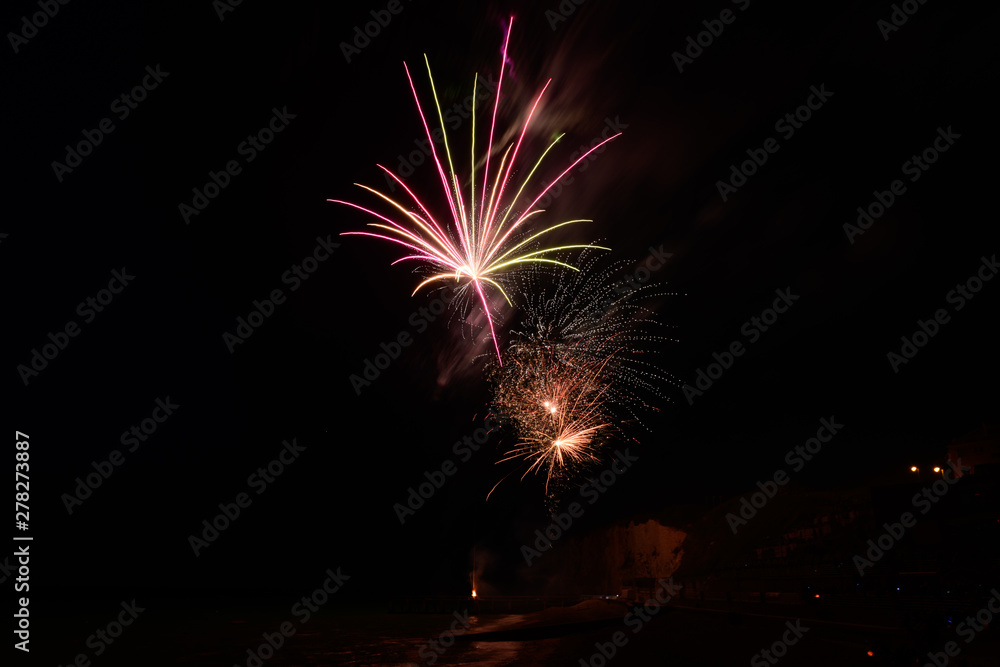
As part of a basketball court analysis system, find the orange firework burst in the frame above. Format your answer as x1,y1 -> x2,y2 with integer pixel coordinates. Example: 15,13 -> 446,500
492,340 -> 616,493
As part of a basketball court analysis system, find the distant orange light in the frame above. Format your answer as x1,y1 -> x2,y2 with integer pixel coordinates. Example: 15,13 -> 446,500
471,590 -> 477,598
910,466 -> 918,472
867,650 -> 874,657
933,466 -> 941,473
814,594 -> 820,598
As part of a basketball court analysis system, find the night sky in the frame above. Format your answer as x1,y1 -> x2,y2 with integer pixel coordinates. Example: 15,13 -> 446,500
5,0 -> 998,619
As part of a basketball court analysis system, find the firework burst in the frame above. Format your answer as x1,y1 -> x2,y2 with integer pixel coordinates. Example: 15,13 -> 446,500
505,251 -> 682,417
492,339 -> 614,494
329,17 -> 618,361
488,252 -> 680,500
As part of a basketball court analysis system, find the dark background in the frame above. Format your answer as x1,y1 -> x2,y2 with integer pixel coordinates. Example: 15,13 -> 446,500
3,0 -> 997,633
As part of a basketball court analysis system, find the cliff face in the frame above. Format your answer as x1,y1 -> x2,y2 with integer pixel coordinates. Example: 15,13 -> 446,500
532,520 -> 686,595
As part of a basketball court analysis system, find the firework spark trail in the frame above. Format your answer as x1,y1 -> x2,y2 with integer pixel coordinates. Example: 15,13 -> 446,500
329,16 -> 619,361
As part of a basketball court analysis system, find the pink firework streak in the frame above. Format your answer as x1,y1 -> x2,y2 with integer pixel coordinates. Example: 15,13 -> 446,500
329,16 -> 620,361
